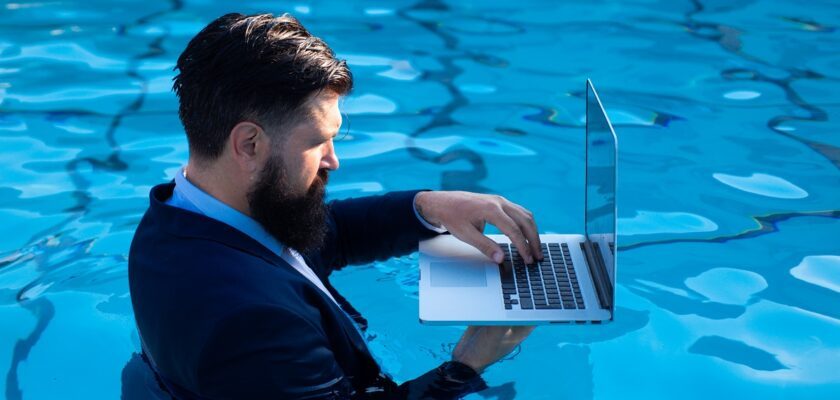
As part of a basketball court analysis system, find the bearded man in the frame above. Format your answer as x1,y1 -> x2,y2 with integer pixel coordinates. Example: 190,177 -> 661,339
129,12 -> 540,399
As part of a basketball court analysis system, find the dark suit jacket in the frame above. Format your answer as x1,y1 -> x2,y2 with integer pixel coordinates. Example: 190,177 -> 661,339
128,183 -> 486,399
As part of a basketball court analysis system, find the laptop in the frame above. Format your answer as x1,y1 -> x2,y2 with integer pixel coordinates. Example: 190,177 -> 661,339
418,79 -> 618,325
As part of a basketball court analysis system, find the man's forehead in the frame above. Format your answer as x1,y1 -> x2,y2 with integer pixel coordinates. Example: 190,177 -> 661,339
284,92 -> 341,138
302,91 -> 341,123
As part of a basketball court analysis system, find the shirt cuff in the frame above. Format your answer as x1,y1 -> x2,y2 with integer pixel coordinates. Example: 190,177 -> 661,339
413,191 -> 448,233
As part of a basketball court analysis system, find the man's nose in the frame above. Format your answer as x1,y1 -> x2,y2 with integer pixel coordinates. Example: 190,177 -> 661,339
320,141 -> 339,171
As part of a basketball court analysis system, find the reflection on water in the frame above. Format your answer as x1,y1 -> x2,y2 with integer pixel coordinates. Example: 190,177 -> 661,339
688,335 -> 788,372
712,172 -> 808,199
0,0 -> 838,398
790,255 -> 840,294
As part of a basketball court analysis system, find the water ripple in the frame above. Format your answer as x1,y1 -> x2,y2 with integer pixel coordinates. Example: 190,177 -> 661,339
619,210 -> 719,236
685,267 -> 767,305
712,172 -> 808,199
790,255 -> 840,294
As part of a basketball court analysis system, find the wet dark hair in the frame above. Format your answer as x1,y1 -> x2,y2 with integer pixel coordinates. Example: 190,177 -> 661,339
172,13 -> 353,161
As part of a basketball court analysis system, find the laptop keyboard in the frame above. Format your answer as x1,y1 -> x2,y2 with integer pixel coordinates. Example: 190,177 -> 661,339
498,242 -> 585,310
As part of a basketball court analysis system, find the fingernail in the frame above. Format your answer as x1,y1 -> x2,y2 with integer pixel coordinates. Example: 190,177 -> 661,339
493,251 -> 503,263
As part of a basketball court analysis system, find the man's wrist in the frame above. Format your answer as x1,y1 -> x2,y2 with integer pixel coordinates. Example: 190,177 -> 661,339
441,360 -> 481,381
413,191 -> 447,232
450,356 -> 484,375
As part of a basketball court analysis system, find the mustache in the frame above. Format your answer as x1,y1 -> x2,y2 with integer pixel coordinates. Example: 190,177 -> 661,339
316,169 -> 329,186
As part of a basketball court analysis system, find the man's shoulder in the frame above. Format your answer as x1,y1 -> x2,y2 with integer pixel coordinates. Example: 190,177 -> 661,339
129,186 -> 282,277
128,198 -> 308,313
129,220 -> 302,300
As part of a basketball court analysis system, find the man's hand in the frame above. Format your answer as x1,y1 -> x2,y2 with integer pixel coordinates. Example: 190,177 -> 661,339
415,191 -> 543,264
452,325 -> 536,374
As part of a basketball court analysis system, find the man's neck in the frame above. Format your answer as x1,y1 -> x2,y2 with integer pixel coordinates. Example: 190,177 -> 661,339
184,160 -> 252,217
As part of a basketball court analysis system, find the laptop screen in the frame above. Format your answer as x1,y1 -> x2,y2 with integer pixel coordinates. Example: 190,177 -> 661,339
585,80 -> 617,284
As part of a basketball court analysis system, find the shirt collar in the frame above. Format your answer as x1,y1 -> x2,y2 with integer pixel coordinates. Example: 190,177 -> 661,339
172,167 -> 286,257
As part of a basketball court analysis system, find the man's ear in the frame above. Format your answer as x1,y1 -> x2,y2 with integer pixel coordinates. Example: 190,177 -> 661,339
228,121 -> 268,174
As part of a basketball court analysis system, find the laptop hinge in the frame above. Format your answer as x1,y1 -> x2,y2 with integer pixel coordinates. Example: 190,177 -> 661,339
581,240 -> 613,310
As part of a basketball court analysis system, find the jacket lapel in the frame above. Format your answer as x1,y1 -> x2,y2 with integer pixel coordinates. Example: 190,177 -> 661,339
152,183 -> 376,367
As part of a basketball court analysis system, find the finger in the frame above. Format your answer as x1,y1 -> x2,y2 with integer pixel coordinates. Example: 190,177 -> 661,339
485,211 -> 534,263
510,325 -> 536,339
504,204 -> 542,261
451,223 -> 506,263
508,203 -> 541,260
503,325 -> 536,345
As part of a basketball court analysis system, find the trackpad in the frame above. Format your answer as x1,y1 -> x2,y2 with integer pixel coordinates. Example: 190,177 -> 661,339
430,261 -> 488,287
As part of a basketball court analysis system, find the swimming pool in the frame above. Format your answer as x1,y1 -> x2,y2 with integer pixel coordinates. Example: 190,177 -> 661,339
1,0 -> 838,398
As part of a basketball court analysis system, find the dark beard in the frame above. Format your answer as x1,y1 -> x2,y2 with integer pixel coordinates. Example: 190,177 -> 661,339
247,155 -> 329,254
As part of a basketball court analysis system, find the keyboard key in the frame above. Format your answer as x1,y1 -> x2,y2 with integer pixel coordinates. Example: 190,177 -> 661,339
496,241 -> 587,311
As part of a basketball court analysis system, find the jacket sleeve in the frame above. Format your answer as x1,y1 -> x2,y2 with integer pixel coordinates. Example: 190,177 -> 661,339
314,190 -> 442,273
195,305 -> 487,400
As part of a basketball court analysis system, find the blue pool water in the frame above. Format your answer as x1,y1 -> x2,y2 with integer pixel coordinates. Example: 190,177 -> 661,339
1,0 -> 839,398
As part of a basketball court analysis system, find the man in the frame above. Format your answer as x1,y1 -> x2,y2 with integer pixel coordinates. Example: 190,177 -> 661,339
129,13 -> 542,399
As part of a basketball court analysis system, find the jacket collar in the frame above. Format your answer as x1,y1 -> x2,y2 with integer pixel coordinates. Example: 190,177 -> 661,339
149,181 -> 286,268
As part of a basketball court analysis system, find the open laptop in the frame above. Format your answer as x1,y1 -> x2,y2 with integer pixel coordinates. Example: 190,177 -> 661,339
418,79 -> 618,325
